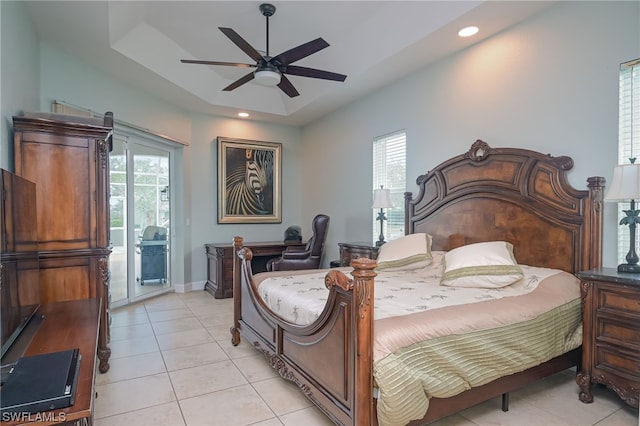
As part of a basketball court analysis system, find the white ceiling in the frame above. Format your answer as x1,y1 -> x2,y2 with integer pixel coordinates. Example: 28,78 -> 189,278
24,1 -> 557,126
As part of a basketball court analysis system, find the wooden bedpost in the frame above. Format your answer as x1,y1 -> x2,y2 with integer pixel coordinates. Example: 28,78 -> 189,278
587,176 -> 605,270
231,235 -> 243,346
350,257 -> 377,425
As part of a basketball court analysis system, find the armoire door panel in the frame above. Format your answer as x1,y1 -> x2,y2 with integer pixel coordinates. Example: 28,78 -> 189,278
19,139 -> 96,250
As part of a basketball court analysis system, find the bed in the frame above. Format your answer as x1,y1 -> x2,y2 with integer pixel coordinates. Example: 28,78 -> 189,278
230,140 -> 605,425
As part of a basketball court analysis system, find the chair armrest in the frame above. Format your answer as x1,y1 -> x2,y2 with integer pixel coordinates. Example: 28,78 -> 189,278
283,245 -> 307,253
281,250 -> 312,260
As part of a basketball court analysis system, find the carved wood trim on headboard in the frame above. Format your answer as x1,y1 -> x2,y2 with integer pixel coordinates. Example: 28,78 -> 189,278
404,140 -> 604,273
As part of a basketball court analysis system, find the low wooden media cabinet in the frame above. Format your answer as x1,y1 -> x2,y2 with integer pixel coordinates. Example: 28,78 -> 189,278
205,240 -> 306,298
2,299 -> 100,425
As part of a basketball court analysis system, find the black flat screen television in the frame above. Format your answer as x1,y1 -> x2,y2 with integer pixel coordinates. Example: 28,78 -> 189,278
0,169 -> 40,360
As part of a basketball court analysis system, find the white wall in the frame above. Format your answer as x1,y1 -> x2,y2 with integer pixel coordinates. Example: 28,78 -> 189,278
39,45 -> 193,144
0,1 -> 40,170
304,1 -> 640,268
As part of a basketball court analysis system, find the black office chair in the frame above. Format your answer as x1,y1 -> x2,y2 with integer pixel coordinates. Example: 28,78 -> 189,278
267,214 -> 330,271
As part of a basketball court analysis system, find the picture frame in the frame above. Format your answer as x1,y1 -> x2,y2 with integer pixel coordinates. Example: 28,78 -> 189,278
217,137 -> 282,224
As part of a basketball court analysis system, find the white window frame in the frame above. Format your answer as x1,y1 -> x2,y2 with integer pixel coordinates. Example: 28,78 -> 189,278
373,130 -> 406,243
616,58 -> 640,263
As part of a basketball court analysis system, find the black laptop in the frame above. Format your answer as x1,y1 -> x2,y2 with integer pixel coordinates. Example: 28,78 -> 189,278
0,348 -> 81,414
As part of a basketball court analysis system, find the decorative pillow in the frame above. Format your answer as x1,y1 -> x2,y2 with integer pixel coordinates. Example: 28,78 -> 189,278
440,241 -> 523,288
376,233 -> 432,271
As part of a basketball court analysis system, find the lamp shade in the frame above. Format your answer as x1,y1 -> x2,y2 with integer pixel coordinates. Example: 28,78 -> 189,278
605,163 -> 640,201
372,187 -> 393,209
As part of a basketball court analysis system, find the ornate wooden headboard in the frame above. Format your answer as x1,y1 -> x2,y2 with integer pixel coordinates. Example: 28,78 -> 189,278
405,140 -> 604,273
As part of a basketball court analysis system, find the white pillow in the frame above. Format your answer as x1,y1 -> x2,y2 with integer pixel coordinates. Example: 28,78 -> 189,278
440,241 -> 523,288
376,233 -> 432,271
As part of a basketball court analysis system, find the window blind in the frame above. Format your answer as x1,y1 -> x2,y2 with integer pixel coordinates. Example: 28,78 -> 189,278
373,130 -> 406,242
616,59 -> 640,263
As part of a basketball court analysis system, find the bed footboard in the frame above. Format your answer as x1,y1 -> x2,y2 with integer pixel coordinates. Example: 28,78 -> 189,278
231,236 -> 375,426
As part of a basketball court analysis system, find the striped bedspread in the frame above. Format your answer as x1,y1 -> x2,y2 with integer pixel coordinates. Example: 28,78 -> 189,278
252,254 -> 582,426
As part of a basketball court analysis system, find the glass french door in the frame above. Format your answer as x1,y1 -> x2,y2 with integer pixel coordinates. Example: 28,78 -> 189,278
109,131 -> 174,307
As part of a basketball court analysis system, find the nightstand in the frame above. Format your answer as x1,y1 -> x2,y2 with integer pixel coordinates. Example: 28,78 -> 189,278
575,267 -> 640,409
338,242 -> 379,267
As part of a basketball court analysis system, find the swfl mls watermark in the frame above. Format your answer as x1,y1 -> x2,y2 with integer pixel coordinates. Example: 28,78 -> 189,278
1,411 -> 67,423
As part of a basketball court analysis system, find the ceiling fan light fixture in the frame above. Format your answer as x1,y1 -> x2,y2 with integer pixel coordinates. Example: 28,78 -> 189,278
254,69 -> 281,86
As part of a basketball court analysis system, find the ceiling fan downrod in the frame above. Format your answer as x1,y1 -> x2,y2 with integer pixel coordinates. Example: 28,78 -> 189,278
260,3 -> 276,58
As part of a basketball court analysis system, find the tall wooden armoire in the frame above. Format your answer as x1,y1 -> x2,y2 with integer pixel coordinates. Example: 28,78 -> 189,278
13,112 -> 113,373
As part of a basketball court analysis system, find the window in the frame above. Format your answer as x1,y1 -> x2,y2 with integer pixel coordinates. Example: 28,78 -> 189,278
373,130 -> 406,243
616,58 -> 640,263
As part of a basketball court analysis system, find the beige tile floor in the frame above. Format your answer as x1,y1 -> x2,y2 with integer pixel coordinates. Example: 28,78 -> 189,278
94,291 -> 639,426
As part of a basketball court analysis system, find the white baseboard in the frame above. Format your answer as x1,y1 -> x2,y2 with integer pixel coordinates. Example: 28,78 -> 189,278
173,280 -> 206,293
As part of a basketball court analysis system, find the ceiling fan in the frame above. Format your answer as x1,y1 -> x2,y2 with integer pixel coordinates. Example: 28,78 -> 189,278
180,3 -> 347,98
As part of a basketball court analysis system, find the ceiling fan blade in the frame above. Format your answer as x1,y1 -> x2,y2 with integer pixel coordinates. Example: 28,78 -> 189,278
277,75 -> 300,98
271,38 -> 329,66
222,72 -> 256,91
284,65 -> 347,82
181,59 -> 256,68
219,27 -> 263,62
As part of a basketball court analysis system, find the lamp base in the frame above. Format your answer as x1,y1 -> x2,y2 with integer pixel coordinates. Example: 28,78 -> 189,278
617,263 -> 640,273
375,239 -> 385,247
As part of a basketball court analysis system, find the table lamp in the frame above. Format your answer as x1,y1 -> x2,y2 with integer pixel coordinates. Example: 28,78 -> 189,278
372,185 -> 393,247
605,158 -> 640,273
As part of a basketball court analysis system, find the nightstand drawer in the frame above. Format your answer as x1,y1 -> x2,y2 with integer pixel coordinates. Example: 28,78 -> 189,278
597,317 -> 640,349
595,345 -> 640,377
597,287 -> 640,316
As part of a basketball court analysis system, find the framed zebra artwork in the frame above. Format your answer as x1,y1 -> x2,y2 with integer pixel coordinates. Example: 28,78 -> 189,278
217,137 -> 282,224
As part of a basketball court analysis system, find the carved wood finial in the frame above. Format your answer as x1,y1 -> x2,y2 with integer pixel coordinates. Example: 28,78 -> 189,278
467,140 -> 492,162
325,270 -> 353,291
350,257 -> 377,271
549,155 -> 574,170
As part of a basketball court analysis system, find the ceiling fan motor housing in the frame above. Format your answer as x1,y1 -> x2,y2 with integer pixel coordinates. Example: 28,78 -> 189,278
259,3 -> 276,17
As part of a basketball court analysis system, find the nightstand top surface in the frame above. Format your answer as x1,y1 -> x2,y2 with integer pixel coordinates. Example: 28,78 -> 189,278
338,241 -> 378,249
577,267 -> 640,286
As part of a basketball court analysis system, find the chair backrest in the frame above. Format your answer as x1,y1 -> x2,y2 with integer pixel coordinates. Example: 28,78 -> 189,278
307,214 -> 330,258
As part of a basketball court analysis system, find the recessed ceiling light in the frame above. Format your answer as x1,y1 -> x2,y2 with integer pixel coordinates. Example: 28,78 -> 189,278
238,112 -> 250,118
458,26 -> 479,37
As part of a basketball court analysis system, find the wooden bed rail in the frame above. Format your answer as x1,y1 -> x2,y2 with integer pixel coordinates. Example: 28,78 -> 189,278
231,235 -> 377,425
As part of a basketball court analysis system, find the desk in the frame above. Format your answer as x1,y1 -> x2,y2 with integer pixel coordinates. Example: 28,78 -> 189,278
2,299 -> 100,426
205,241 -> 306,298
